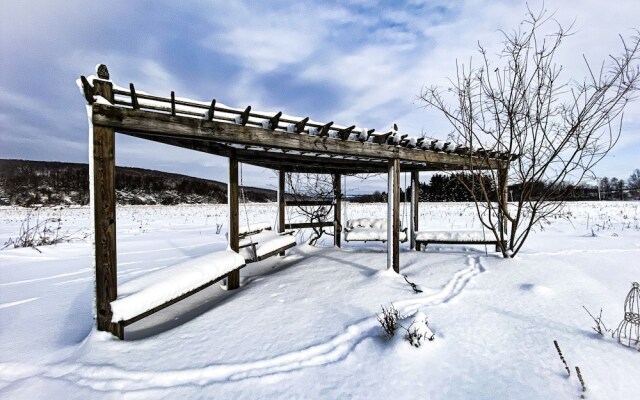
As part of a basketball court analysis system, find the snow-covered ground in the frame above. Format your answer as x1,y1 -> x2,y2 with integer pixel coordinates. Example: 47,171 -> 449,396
1,202 -> 639,399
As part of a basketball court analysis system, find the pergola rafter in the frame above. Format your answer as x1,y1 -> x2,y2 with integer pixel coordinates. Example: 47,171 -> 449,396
79,64 -> 511,338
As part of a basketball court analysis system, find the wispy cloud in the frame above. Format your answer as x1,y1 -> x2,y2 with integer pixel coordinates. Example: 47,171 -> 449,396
1,0 -> 639,184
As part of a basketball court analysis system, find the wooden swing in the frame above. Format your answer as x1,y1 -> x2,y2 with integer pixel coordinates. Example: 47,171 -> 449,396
236,163 -> 296,263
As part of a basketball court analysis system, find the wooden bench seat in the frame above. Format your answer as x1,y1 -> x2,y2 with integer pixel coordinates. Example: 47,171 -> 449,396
343,218 -> 408,243
415,230 -> 504,252
238,229 -> 296,263
109,249 -> 246,339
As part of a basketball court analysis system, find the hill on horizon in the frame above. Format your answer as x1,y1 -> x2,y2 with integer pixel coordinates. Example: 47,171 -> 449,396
0,159 -> 277,206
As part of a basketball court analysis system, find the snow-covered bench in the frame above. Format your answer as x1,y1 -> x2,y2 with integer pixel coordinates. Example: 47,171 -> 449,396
109,249 -> 246,339
415,230 -> 504,252
238,226 -> 296,263
343,218 -> 408,243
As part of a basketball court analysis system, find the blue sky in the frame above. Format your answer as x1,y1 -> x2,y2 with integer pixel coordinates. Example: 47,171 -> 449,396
1,0 -> 639,193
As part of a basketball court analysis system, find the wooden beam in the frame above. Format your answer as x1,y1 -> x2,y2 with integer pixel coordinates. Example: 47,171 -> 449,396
387,158 -> 400,273
92,105 -> 502,169
333,173 -> 342,248
91,76 -> 118,334
80,76 -> 94,104
208,99 -> 216,121
227,153 -> 240,289
318,121 -> 333,137
286,200 -> 334,207
269,111 -> 283,131
278,170 -> 285,234
285,221 -> 333,229
410,171 -> 419,250
239,106 -> 251,126
294,117 -> 309,134
129,83 -> 139,110
277,171 -> 287,257
338,125 -> 355,141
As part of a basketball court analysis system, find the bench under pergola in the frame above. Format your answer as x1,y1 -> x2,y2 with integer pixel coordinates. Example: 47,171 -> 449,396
79,64 -> 509,338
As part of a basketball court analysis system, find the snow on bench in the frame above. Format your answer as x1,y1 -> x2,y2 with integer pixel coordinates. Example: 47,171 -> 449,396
110,249 -> 246,325
415,230 -> 504,252
238,230 -> 296,263
239,222 -> 272,237
343,218 -> 408,243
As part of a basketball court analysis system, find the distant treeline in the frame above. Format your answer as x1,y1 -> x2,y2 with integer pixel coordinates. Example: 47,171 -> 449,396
0,159 -> 277,206
350,169 -> 640,203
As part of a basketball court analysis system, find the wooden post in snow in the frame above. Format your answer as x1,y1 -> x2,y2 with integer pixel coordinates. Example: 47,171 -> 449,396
227,153 -> 240,289
278,169 -> 286,234
91,64 -> 119,336
410,171 -> 419,250
278,169 -> 286,256
333,173 -> 342,248
387,158 -> 400,273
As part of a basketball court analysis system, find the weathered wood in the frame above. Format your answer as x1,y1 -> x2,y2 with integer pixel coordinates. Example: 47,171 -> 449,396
338,125 -> 355,141
285,221 -> 333,229
278,170 -> 285,233
249,241 -> 297,263
410,171 -> 419,250
333,173 -> 342,248
286,200 -> 334,207
278,170 -> 286,256
91,77 -> 117,333
372,131 -> 393,145
208,99 -> 216,121
269,112 -> 283,131
238,106 -> 251,126
119,266 -> 244,330
227,154 -> 240,290
129,83 -> 139,110
318,121 -> 333,137
294,117 -> 309,134
80,76 -> 94,104
171,91 -> 176,116
92,105 -> 502,170
416,239 -> 505,253
391,158 -> 400,273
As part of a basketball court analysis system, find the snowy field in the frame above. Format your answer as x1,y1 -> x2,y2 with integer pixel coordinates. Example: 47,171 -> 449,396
1,202 -> 639,399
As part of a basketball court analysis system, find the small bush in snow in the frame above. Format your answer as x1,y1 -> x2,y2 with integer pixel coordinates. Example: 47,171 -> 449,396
2,207 -> 83,251
377,304 -> 399,338
582,306 -> 610,336
403,312 -> 435,347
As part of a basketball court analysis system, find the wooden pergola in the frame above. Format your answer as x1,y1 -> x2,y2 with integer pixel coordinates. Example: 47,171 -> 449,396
79,64 -> 509,335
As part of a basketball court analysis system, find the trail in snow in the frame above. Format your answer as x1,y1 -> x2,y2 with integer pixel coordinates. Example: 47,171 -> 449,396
527,247 -> 640,257
0,269 -> 92,287
0,256 -> 485,391
0,297 -> 39,309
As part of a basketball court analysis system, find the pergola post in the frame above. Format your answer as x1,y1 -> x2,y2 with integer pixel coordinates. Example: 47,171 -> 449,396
387,158 -> 400,273
227,153 -> 240,289
333,173 -> 342,248
90,66 -> 120,336
278,170 -> 286,234
278,169 -> 286,256
410,171 -> 419,250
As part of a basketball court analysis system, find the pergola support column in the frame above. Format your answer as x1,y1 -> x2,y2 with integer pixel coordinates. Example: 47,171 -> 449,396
227,153 -> 240,289
278,169 -> 286,255
333,173 -> 342,248
387,158 -> 400,273
410,171 -> 419,250
91,69 -> 119,336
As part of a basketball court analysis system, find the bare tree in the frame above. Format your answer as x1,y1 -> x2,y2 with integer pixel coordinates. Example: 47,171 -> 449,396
286,173 -> 336,245
419,6 -> 640,257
